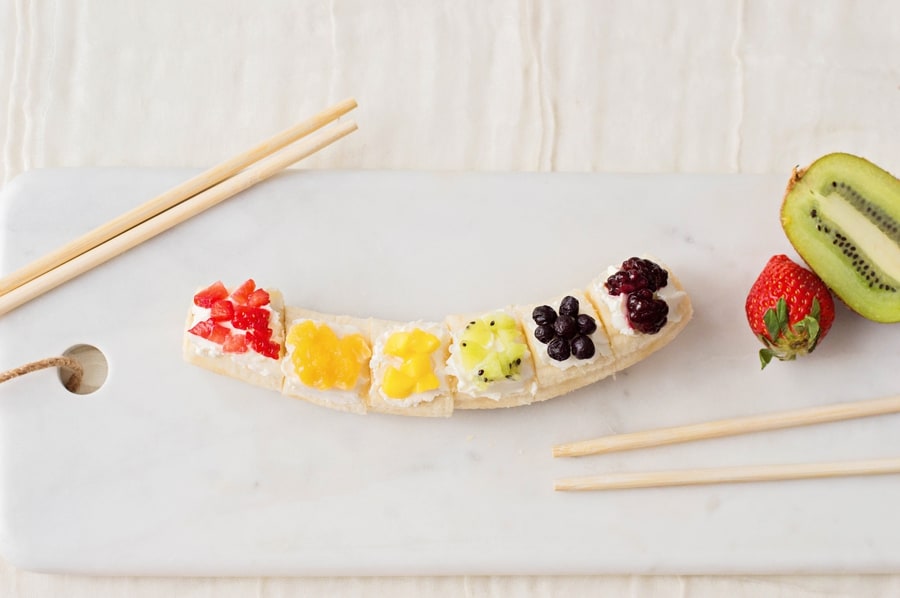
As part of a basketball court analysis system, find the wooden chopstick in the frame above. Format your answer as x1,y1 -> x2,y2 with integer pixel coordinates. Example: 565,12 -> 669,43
554,457 -> 900,491
553,394 -> 900,458
0,118 -> 357,318
0,98 -> 358,297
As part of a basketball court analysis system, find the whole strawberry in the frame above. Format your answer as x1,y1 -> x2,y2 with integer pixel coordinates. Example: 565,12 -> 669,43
745,254 -> 836,369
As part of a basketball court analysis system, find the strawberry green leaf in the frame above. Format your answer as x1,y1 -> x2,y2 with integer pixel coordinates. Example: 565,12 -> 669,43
763,307 -> 781,341
759,348 -> 775,369
776,298 -> 789,331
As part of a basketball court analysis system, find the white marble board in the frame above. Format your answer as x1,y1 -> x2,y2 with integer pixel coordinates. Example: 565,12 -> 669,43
1,168 -> 900,576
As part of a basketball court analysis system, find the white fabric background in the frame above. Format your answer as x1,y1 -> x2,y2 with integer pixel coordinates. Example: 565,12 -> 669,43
1,0 -> 899,595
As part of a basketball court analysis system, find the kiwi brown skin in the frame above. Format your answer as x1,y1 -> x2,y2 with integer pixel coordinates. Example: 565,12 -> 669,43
781,153 -> 900,322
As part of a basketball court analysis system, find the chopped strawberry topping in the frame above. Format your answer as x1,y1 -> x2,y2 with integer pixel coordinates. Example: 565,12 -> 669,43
208,323 -> 230,344
187,319 -> 214,338
193,281 -> 229,308
188,318 -> 229,344
232,305 -> 269,331
248,329 -> 281,359
222,332 -> 249,353
247,288 -> 270,307
231,279 -> 256,305
209,299 -> 235,322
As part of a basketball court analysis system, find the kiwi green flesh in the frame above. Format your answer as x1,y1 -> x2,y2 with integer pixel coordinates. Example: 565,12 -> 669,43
781,153 -> 900,322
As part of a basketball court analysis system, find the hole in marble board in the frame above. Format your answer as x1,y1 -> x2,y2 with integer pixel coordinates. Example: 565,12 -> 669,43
58,344 -> 108,395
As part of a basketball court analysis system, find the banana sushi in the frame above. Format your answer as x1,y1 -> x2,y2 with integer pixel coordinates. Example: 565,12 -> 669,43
182,257 -> 692,416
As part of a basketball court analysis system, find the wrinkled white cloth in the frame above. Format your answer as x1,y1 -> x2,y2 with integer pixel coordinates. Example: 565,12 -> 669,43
2,0 -> 899,595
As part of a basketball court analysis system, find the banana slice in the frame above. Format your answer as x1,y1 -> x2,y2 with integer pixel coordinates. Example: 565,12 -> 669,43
280,307 -> 372,415
445,309 -> 537,410
182,281 -> 285,392
515,290 -> 617,404
367,319 -> 454,417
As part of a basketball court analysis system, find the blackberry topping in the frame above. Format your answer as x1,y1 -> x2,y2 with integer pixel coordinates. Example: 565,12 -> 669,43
626,288 -> 669,334
606,257 -> 668,295
532,305 -> 557,326
547,337 -> 571,361
621,257 -> 668,291
605,269 -> 649,296
553,314 -> 578,339
604,258 -> 671,335
570,335 -> 595,359
576,313 -> 597,335
534,324 -> 555,344
559,295 -> 579,317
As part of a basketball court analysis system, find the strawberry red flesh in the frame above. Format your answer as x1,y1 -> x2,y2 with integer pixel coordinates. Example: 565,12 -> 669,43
222,332 -> 249,353
187,319 -> 214,339
209,299 -> 235,322
247,288 -> 270,307
207,323 -> 230,345
193,281 -> 229,308
248,330 -> 281,359
231,279 -> 256,305
232,305 -> 269,331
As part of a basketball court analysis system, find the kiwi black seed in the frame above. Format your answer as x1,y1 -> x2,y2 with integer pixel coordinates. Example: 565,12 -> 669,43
781,152 -> 900,322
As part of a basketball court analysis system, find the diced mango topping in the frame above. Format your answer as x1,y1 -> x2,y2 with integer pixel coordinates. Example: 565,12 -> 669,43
381,328 -> 442,399
287,320 -> 371,391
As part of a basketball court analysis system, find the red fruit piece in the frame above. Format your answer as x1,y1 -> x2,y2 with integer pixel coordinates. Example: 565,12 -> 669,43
208,323 -> 230,344
209,299 -> 235,322
231,279 -> 256,305
188,319 -> 229,344
193,281 -> 229,308
745,254 -> 836,369
223,332 -> 249,353
232,305 -> 269,331
248,329 -> 281,359
187,319 -> 214,338
247,288 -> 270,307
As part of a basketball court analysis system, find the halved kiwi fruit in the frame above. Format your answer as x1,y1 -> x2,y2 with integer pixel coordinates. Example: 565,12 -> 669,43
781,153 -> 900,322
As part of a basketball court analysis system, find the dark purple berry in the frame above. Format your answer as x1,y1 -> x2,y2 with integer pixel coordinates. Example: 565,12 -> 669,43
576,313 -> 597,335
626,288 -> 669,334
534,324 -> 555,344
605,269 -> 649,296
570,335 -> 595,359
532,305 -> 557,326
621,257 -> 668,292
547,337 -> 571,361
553,314 -> 577,339
559,295 -> 579,317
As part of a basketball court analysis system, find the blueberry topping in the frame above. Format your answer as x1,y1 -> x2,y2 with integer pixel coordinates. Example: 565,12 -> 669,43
559,295 -> 579,317
553,314 -> 577,339
547,337 -> 571,361
532,305 -> 557,326
534,324 -> 555,344
576,313 -> 597,335
570,335 -> 595,359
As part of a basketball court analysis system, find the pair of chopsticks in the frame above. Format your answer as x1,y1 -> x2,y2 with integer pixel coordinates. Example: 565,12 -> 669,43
0,98 -> 359,317
553,393 -> 900,491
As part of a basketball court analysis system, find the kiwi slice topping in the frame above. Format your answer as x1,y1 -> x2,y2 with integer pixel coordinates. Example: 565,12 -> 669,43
781,153 -> 900,322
